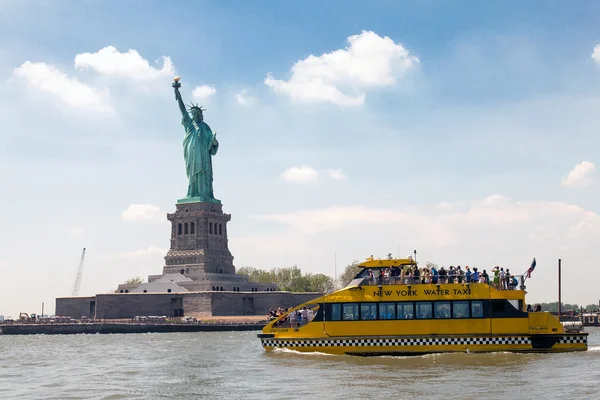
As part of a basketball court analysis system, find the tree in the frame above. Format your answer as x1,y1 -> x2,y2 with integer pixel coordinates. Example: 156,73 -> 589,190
425,262 -> 438,270
336,261 -> 361,289
236,267 -> 275,283
306,273 -> 336,293
237,266 -> 335,293
537,302 -> 581,313
124,276 -> 143,285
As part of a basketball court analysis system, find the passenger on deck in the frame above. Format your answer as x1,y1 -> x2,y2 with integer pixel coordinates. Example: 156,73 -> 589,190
499,268 -> 506,290
492,266 -> 500,288
472,268 -> 479,283
465,266 -> 472,284
391,266 -> 401,283
300,307 -> 308,326
413,266 -> 420,284
431,266 -> 439,284
422,268 -> 430,284
456,266 -> 464,283
448,266 -> 455,283
289,308 -> 297,327
368,269 -> 374,283
481,269 -> 489,284
527,304 -> 533,312
405,269 -> 413,284
439,267 -> 447,283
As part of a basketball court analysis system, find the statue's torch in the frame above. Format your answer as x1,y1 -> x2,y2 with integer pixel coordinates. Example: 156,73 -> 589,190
172,76 -> 181,99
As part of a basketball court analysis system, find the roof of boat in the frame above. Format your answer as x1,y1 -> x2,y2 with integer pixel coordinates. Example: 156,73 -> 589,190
357,258 -> 417,268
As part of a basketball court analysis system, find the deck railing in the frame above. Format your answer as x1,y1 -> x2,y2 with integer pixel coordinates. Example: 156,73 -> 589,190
354,275 -> 526,290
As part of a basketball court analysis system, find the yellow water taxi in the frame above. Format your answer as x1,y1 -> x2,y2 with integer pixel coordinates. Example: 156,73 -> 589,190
258,258 -> 587,356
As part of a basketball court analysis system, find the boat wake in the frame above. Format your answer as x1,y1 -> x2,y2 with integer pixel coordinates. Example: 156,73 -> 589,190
272,347 -> 338,357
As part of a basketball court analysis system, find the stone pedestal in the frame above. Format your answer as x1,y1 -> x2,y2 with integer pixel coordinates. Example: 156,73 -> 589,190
115,200 -> 277,295
163,201 -> 235,277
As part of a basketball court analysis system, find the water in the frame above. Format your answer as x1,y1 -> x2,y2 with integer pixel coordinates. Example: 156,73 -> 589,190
1,328 -> 599,399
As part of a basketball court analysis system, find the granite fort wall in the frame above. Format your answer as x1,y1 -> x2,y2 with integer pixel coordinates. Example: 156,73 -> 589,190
57,291 -> 323,319
210,292 -> 321,316
182,293 -> 213,317
94,293 -> 184,319
55,296 -> 96,318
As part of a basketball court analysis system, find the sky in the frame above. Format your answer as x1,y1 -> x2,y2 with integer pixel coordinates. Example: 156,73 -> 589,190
1,0 -> 600,317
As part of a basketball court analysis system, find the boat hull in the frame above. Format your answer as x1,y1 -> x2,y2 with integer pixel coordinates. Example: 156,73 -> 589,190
260,334 -> 587,355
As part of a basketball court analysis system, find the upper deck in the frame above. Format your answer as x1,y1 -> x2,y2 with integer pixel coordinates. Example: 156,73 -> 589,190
348,258 -> 524,293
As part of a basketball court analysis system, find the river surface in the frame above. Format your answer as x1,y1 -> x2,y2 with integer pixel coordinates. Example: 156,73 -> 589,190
1,328 -> 599,399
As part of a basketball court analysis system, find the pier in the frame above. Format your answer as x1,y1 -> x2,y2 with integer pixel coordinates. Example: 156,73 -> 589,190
0,317 -> 267,335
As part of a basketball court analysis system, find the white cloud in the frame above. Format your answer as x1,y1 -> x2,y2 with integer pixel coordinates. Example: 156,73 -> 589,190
192,85 -> 217,101
12,61 -> 113,113
592,44 -> 600,64
233,195 -> 600,302
117,246 -> 167,259
235,89 -> 258,106
325,168 -> 346,180
265,30 -> 419,106
68,228 -> 85,235
561,161 -> 595,187
74,46 -> 174,80
281,165 -> 319,183
121,204 -> 164,223
280,165 -> 347,183
256,195 -> 583,237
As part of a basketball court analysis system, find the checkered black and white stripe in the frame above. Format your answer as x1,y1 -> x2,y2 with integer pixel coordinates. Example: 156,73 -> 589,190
261,336 -> 531,348
559,335 -> 587,344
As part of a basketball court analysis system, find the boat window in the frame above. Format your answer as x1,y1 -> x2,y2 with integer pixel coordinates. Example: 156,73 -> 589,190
434,301 -> 451,319
361,303 -> 377,320
491,301 -> 505,313
342,303 -> 359,320
453,301 -> 469,318
379,302 -> 396,320
397,302 -> 414,319
471,301 -> 484,318
330,304 -> 341,321
416,302 -> 432,319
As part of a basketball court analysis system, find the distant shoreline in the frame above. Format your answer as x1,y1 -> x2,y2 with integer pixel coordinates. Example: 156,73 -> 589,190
0,320 -> 267,335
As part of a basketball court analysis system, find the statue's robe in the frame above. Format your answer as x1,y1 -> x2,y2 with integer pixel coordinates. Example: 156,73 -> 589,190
182,113 -> 219,201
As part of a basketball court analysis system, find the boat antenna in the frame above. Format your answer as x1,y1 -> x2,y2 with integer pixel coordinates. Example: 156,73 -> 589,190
413,249 -> 417,264
334,253 -> 337,288
558,258 -> 562,321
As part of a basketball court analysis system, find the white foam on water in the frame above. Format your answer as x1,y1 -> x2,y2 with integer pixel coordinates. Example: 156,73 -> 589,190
588,346 -> 600,352
271,347 -> 338,357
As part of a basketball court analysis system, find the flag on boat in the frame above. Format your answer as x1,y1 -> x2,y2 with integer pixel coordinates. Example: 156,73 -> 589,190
525,258 -> 536,278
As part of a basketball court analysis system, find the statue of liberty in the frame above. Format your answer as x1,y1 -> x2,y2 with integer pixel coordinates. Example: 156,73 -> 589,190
172,77 -> 220,204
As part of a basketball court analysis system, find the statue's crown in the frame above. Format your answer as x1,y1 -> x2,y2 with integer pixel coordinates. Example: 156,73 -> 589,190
187,102 -> 205,112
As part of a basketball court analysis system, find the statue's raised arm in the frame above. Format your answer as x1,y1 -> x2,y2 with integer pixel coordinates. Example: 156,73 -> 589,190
172,76 -> 188,119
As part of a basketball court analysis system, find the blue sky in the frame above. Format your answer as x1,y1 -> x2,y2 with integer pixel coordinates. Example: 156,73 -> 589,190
1,0 -> 600,317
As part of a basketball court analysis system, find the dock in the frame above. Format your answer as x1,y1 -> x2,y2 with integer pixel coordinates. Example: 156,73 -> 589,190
0,317 -> 267,335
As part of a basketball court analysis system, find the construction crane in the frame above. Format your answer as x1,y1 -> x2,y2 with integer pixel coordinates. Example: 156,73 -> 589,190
71,248 -> 86,296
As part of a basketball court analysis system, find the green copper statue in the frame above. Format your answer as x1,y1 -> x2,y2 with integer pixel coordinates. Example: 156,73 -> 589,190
172,77 -> 220,204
